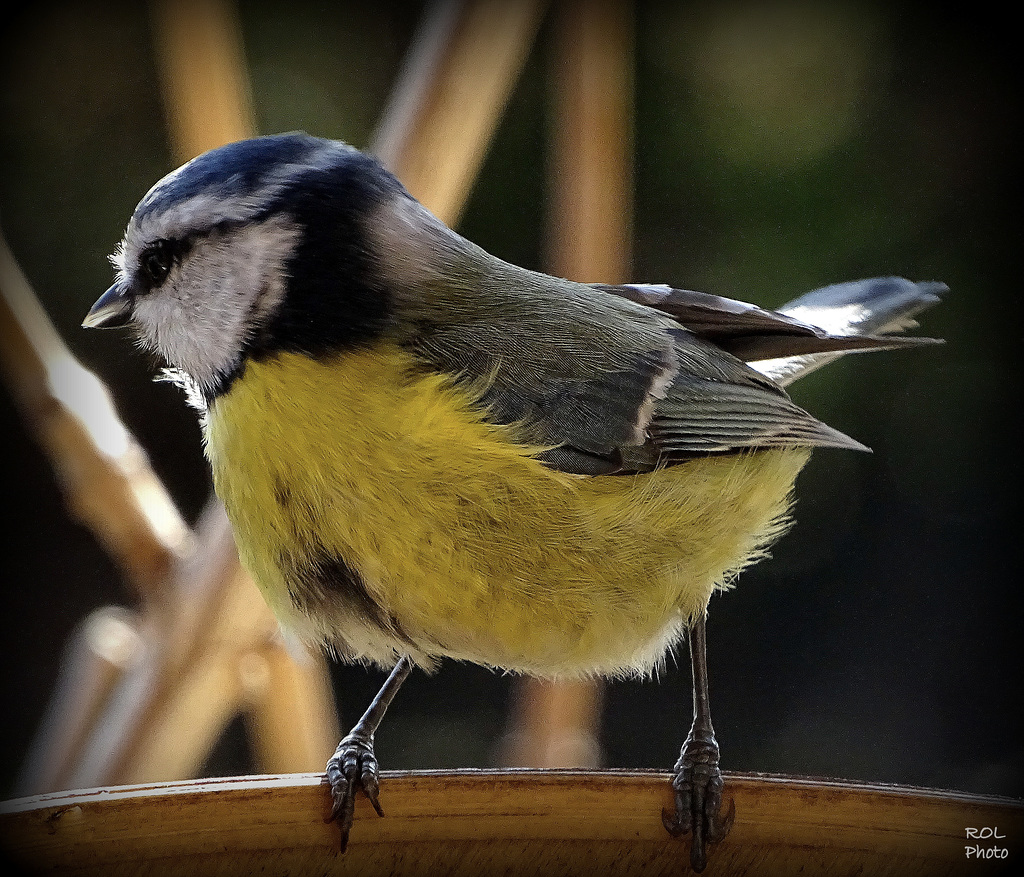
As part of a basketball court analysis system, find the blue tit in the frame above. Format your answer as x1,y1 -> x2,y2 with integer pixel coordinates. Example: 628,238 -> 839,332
84,133 -> 944,871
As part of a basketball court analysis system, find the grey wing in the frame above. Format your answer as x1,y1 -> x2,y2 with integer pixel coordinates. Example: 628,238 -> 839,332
404,267 -> 882,475
404,281 -> 683,471
640,328 -> 867,465
594,280 -> 943,363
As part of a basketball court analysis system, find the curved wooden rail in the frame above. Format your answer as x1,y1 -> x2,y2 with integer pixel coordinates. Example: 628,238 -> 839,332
2,770 -> 1020,875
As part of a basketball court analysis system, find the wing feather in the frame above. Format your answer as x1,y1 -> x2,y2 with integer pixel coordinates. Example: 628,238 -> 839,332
396,258 -> 939,474
594,282 -> 940,361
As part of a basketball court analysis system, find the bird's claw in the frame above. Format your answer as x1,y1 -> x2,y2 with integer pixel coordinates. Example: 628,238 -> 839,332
662,738 -> 734,872
325,732 -> 384,852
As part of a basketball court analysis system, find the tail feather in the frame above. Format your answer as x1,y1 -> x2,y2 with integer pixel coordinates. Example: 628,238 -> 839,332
752,277 -> 946,387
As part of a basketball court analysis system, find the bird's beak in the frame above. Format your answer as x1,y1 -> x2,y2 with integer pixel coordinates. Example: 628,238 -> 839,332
83,283 -> 134,329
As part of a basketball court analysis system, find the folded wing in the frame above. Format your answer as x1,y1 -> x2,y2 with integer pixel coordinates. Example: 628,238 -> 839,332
405,269 -> 942,475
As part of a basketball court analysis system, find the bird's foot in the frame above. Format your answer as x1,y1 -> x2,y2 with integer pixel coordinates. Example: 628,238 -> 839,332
662,734 -> 735,872
325,732 -> 385,852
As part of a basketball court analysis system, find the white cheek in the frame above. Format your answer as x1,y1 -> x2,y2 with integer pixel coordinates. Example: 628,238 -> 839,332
131,217 -> 299,393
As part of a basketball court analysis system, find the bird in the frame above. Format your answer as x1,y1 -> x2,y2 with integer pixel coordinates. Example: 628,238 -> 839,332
84,132 -> 944,872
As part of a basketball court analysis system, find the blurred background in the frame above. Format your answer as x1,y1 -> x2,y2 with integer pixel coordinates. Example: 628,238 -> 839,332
1,0 -> 1020,803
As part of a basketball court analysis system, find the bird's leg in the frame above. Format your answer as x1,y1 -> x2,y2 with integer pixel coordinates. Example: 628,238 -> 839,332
662,613 -> 735,872
326,655 -> 412,851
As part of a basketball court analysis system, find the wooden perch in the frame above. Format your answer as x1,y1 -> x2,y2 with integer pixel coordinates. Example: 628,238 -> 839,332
3,771 -> 1020,875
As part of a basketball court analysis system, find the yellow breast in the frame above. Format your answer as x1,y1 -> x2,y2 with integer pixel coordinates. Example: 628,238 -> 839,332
204,345 -> 808,677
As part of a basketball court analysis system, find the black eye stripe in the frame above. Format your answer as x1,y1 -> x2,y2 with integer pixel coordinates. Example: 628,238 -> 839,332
138,236 -> 199,288
136,221 -> 250,290
139,239 -> 175,287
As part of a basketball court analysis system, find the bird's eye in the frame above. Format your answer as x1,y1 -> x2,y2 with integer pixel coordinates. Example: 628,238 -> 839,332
140,239 -> 175,286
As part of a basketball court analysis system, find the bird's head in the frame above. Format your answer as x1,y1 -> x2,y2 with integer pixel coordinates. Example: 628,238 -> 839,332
84,133 -> 412,403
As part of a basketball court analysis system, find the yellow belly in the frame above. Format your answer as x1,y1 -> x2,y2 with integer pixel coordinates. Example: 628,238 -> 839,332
205,345 -> 809,677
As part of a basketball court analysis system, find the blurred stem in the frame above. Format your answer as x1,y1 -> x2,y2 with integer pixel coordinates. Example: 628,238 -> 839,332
0,228 -> 190,604
371,0 -> 548,226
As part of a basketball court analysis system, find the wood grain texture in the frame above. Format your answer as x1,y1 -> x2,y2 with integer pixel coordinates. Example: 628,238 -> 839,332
2,770 -> 1020,875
